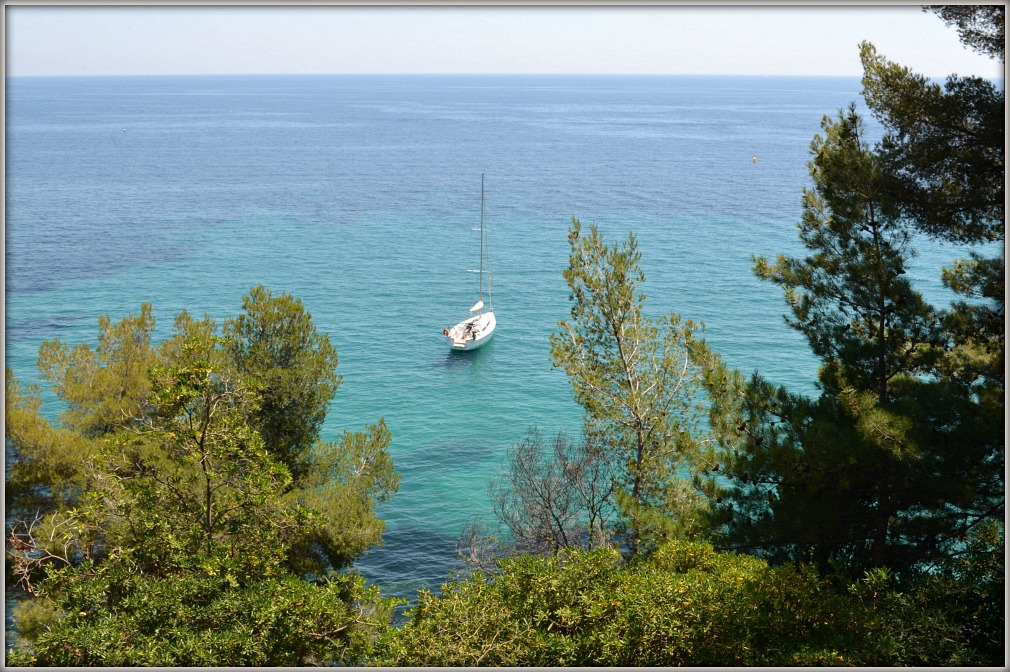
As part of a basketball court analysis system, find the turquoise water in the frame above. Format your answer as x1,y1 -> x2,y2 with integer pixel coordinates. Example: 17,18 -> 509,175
5,75 -> 977,606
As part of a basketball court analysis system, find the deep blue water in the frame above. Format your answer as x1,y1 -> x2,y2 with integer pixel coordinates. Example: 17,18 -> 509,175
4,75 -> 978,627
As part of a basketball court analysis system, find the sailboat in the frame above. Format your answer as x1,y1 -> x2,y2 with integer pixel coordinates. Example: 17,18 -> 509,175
443,174 -> 496,351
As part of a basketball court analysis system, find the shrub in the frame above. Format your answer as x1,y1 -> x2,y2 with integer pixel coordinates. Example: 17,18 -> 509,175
380,540 -> 891,666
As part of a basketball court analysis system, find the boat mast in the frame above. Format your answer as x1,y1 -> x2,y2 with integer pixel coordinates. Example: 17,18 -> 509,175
485,174 -> 492,311
479,173 -> 485,310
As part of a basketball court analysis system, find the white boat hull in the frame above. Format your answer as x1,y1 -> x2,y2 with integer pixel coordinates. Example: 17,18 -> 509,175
445,311 -> 496,350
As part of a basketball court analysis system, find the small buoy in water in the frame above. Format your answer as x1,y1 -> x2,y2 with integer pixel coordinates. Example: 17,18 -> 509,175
123,128 -> 127,133
752,156 -> 757,163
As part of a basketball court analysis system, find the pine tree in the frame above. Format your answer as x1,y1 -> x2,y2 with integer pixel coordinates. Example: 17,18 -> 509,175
549,218 -> 717,553
708,104 -> 1003,579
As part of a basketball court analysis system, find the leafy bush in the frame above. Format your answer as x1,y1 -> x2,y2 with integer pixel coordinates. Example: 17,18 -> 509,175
380,540 -> 892,666
848,520 -> 1005,666
11,561 -> 398,666
5,289 -> 402,666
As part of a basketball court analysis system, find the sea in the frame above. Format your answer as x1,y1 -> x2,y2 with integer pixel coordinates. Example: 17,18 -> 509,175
4,74 -> 980,630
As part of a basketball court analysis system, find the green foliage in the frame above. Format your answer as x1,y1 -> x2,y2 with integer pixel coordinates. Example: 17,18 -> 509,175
707,99 -> 1004,581
934,519 -> 1005,662
381,540 -> 901,666
847,519 -> 1004,666
6,287 -> 399,665
36,302 -> 158,437
284,419 -> 401,574
697,20 -> 1003,656
4,370 -> 98,519
926,5 -> 1004,63
755,104 -> 939,402
860,23 -> 1003,425
859,41 -> 1003,246
225,285 -> 342,480
108,357 -> 300,579
549,218 -> 719,552
13,560 -> 398,666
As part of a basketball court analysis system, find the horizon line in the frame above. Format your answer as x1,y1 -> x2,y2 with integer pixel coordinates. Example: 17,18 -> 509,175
5,72 -> 877,79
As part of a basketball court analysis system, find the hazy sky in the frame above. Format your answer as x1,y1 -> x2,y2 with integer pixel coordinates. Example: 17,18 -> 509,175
4,3 -> 1005,79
